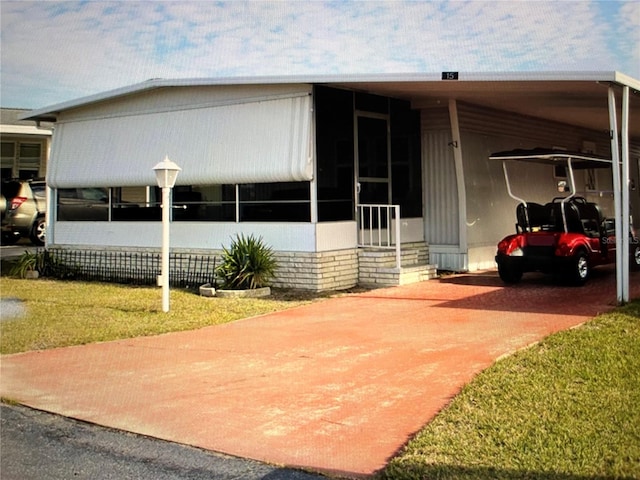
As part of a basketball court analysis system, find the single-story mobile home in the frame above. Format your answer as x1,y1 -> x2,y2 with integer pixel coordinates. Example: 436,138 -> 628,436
20,72 -> 640,291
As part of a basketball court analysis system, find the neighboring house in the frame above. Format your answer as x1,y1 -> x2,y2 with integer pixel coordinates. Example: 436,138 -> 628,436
1,108 -> 53,181
19,72 -> 640,291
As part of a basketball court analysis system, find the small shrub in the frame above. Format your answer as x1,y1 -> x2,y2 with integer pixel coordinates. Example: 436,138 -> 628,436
9,251 -> 45,278
215,234 -> 277,290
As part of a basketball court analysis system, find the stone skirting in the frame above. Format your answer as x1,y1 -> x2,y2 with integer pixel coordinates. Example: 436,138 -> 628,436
358,242 -> 438,287
271,249 -> 359,292
48,244 -> 359,292
47,243 -> 433,291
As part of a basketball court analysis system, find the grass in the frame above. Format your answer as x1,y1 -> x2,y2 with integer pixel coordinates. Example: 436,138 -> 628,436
0,278 -> 322,354
382,300 -> 640,480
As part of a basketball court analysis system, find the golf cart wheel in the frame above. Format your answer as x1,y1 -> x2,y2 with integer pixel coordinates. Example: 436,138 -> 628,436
498,261 -> 522,284
567,250 -> 589,286
631,244 -> 640,272
30,217 -> 46,246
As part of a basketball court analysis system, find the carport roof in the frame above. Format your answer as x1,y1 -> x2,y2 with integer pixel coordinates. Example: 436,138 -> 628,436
19,71 -> 640,140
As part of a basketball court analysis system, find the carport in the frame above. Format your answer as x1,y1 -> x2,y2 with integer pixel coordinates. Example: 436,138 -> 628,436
329,71 -> 640,302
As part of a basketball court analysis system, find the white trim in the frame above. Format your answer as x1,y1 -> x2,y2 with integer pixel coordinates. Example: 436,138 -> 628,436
19,71 -> 638,122
0,125 -> 53,136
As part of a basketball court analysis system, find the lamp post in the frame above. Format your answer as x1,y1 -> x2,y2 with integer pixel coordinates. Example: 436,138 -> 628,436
153,156 -> 181,312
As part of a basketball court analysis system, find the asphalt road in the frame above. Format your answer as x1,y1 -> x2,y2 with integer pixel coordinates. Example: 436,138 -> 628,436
0,404 -> 327,480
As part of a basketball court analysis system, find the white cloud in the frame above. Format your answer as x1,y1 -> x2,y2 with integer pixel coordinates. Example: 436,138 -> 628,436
1,0 -> 637,108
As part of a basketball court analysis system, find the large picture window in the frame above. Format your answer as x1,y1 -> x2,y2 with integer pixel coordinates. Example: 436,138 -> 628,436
56,182 -> 311,222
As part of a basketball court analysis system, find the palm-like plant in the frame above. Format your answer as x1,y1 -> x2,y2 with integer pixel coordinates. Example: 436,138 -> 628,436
215,234 -> 277,289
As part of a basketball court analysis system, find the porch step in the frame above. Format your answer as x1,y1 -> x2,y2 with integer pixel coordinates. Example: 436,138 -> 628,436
358,242 -> 438,287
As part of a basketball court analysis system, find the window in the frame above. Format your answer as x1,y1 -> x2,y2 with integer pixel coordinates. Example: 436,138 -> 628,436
55,183 -> 311,223
315,86 -> 355,221
57,188 -> 109,221
390,99 -> 422,218
239,182 -> 310,222
18,143 -> 41,179
173,185 -> 236,222
1,142 -> 16,180
1,142 -> 43,180
111,187 -> 161,221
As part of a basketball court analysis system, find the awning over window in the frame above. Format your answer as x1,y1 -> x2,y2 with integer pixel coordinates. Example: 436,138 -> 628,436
48,92 -> 313,188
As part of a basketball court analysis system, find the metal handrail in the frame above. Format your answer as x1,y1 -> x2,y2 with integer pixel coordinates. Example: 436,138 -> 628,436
357,204 -> 401,269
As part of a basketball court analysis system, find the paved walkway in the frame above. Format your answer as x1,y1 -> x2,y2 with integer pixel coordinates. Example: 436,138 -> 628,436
1,267 -> 638,478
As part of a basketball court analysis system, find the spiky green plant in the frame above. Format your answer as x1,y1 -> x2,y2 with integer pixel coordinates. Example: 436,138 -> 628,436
9,251 -> 45,278
215,234 -> 277,290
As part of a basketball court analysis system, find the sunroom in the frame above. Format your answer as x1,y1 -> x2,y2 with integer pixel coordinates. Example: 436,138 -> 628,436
33,81 -> 429,291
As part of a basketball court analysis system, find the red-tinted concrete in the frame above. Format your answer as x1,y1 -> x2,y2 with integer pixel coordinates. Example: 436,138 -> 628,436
1,267 -> 638,478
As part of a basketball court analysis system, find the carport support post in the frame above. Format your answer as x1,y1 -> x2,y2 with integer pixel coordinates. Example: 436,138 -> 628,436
621,86 -> 630,303
607,86 -> 627,304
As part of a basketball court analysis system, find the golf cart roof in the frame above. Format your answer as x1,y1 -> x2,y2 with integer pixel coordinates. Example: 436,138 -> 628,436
489,148 -> 612,168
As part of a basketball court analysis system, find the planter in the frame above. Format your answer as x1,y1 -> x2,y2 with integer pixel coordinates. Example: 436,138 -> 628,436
199,283 -> 216,297
216,286 -> 271,298
24,270 -> 40,279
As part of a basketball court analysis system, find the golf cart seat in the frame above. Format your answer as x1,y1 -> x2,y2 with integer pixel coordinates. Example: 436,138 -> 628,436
574,201 -> 605,238
516,202 -> 549,232
548,201 -> 583,233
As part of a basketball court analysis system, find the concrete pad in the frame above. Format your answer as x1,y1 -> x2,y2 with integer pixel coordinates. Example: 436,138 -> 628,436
1,266 -> 638,478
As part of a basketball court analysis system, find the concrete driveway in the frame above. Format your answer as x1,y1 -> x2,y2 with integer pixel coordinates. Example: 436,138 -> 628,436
1,266 -> 638,478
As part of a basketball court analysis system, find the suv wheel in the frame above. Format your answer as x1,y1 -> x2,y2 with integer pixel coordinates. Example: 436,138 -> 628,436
30,217 -> 46,246
568,251 -> 589,285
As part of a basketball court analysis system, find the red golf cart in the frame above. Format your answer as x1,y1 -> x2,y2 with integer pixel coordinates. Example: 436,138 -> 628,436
492,148 -> 640,285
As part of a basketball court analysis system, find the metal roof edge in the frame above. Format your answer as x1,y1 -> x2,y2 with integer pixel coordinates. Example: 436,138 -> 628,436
613,71 -> 640,92
18,71 -> 638,121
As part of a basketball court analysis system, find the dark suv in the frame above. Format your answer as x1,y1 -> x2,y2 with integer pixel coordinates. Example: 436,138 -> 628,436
1,179 -> 46,245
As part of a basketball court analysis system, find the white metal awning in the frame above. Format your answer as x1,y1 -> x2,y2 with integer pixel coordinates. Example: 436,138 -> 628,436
47,92 -> 313,188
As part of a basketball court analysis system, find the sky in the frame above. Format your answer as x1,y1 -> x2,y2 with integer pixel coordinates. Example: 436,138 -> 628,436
1,0 -> 639,109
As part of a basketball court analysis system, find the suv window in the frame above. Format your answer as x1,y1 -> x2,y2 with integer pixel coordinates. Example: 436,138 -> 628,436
30,183 -> 46,197
57,187 -> 109,221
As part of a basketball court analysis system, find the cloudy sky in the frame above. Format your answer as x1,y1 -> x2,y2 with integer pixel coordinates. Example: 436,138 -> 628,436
1,0 -> 638,109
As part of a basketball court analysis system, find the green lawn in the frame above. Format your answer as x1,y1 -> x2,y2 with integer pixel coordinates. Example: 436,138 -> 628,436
382,300 -> 640,480
0,278 -> 316,354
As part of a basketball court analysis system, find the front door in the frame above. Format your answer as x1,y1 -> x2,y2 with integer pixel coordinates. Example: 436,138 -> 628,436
356,114 -> 390,206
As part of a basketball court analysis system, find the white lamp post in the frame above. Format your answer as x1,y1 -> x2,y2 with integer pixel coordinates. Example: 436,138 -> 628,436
153,156 -> 181,312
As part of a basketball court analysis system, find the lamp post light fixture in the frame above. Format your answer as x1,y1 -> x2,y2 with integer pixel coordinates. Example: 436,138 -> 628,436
153,156 -> 181,312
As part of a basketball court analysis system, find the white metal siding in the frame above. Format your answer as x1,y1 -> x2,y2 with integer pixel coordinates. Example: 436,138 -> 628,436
456,102 -> 611,153
49,93 -> 313,188
422,125 -> 459,245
